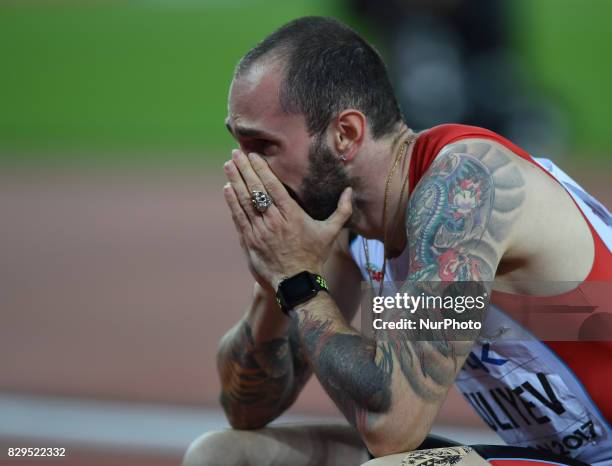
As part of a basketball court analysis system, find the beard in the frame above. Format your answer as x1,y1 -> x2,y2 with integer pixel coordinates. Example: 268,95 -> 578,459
295,135 -> 358,222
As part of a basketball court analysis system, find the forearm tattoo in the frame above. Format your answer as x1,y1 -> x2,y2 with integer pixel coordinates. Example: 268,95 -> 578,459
218,319 -> 311,428
298,312 -> 392,431
295,141 -> 525,430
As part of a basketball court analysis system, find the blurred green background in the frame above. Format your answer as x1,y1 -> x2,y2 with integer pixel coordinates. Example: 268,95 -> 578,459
0,4 -> 609,463
0,0 -> 610,163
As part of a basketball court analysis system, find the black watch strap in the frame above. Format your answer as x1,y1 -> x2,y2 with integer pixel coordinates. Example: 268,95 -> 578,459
275,271 -> 329,315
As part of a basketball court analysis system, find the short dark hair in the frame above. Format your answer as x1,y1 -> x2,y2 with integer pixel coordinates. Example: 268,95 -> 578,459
235,16 -> 403,138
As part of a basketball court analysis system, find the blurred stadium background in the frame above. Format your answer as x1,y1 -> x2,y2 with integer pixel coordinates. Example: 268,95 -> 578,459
1,1 -> 610,465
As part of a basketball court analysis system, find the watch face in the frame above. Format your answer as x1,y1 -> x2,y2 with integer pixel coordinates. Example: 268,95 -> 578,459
282,271 -> 316,302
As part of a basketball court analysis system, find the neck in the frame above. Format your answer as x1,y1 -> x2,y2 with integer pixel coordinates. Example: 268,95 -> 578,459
349,123 -> 418,254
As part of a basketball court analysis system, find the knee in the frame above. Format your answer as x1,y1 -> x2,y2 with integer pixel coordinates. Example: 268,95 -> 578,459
182,429 -> 246,466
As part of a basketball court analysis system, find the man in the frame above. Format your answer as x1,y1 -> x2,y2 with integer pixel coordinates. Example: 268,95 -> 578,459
184,17 -> 612,466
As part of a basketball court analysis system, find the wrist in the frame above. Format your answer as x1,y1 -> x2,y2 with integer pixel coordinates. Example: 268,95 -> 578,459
248,284 -> 291,343
274,270 -> 329,315
253,281 -> 276,300
271,266 -> 323,291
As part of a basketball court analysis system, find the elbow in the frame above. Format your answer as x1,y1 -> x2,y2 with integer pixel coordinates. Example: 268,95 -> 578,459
224,410 -> 270,431
362,430 -> 426,458
219,393 -> 276,431
219,394 -> 267,431
359,409 -> 430,458
226,417 -> 267,431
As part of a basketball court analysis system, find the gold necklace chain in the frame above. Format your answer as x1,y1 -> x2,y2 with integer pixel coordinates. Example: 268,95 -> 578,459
363,132 -> 417,297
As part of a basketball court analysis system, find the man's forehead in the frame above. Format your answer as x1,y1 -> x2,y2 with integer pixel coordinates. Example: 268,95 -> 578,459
237,60 -> 280,89
226,59 -> 309,140
228,62 -> 283,120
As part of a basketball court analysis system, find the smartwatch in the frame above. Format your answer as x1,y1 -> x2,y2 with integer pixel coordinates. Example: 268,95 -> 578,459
275,271 -> 329,315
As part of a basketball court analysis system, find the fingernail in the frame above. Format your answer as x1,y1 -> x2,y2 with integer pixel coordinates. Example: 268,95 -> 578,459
248,152 -> 256,160
223,161 -> 231,171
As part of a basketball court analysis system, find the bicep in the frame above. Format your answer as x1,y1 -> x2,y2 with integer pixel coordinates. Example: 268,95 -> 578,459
407,150 -> 500,282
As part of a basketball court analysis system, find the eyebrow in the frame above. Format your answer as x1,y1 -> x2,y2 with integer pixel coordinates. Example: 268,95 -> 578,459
224,119 -> 232,134
225,118 -> 277,140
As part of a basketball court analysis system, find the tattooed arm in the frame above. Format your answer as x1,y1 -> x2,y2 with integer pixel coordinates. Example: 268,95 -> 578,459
217,230 -> 363,429
292,142 -> 525,456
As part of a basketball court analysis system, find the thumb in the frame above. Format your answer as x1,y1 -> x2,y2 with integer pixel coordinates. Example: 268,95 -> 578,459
324,187 -> 353,232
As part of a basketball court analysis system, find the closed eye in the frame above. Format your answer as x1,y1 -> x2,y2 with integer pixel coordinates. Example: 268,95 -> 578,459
242,139 -> 277,156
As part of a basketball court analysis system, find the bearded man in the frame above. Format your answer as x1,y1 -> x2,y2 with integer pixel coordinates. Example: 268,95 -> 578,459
183,16 -> 612,466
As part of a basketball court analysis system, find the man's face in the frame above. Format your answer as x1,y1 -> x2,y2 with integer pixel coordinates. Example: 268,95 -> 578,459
226,62 -> 352,221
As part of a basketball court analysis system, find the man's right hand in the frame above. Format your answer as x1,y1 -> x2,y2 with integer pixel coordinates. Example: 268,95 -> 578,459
216,228 -> 363,429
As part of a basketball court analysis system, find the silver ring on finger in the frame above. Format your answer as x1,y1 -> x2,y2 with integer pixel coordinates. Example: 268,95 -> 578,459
251,189 -> 273,213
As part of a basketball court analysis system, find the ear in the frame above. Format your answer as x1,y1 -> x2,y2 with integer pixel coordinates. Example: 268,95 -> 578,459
332,109 -> 366,162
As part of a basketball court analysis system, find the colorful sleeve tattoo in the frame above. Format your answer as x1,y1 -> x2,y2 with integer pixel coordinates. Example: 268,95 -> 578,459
293,141 -> 525,433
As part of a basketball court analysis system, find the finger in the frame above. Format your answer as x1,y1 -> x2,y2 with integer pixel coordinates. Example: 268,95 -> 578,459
247,152 -> 296,215
223,182 -> 253,235
323,187 -> 353,232
232,149 -> 267,195
232,149 -> 286,220
226,155 -> 284,226
224,158 -> 263,223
